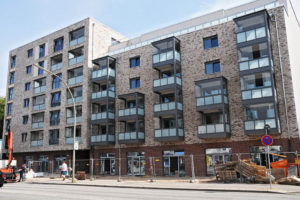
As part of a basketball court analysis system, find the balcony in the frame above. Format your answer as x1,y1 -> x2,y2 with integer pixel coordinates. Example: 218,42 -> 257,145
92,68 -> 115,80
239,57 -> 270,73
198,123 -> 230,139
154,102 -> 182,116
244,118 -> 280,135
152,50 -> 181,66
91,134 -> 115,145
66,116 -> 82,124
118,107 -> 144,121
154,128 -> 184,141
51,62 -> 62,71
65,137 -> 82,144
196,95 -> 228,110
68,75 -> 83,85
31,122 -> 44,129
153,76 -> 181,92
50,119 -> 60,126
242,86 -> 273,102
91,112 -> 115,123
92,90 -> 115,102
70,36 -> 84,47
34,86 -> 46,94
30,140 -> 43,147
118,132 -> 145,144
69,55 -> 84,66
237,27 -> 266,44
32,104 -> 45,111
67,96 -> 82,104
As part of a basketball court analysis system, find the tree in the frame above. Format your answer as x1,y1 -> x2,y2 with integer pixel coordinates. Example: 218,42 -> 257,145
0,97 -> 5,139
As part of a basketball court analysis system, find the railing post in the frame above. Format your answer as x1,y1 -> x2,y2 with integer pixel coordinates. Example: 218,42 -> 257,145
190,154 -> 195,183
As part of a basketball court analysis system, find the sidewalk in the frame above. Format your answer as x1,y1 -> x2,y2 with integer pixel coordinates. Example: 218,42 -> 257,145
26,177 -> 300,194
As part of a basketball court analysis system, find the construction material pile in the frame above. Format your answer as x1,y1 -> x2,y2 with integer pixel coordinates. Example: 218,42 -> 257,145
215,160 -> 269,183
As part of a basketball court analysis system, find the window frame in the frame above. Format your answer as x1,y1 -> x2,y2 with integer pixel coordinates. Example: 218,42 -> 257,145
25,82 -> 31,91
27,49 -> 33,58
129,56 -> 140,68
130,77 -> 141,89
205,60 -> 221,74
203,35 -> 219,50
24,98 -> 30,108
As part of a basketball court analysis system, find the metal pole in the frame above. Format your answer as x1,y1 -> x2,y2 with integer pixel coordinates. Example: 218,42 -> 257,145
118,146 -> 121,182
296,151 -> 299,177
265,125 -> 272,190
90,158 -> 94,181
190,154 -> 195,183
32,64 -> 77,183
51,160 -> 54,178
149,157 -> 154,182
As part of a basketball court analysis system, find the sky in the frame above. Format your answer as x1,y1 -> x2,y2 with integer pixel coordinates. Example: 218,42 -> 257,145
0,0 -> 299,97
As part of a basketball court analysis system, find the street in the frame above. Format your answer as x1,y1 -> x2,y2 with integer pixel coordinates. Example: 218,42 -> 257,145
0,183 -> 299,200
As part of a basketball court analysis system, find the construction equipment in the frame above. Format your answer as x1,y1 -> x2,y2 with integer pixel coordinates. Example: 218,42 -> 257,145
0,127 -> 19,182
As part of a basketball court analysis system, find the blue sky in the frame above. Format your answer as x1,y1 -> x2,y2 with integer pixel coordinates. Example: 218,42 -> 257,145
0,0 -> 299,97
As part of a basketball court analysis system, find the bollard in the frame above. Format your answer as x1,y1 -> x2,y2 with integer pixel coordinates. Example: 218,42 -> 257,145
149,157 -> 155,182
118,158 -> 121,182
90,159 -> 94,181
190,155 -> 195,183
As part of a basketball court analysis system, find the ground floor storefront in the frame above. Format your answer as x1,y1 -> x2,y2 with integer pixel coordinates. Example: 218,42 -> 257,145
13,138 -> 300,177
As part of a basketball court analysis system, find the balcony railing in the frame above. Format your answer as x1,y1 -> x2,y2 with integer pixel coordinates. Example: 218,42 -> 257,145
50,63 -> 62,71
91,112 -> 115,120
118,108 -> 144,117
65,137 -> 82,144
154,128 -> 184,138
68,76 -> 83,85
92,68 -> 115,79
69,55 -> 84,66
237,27 -> 266,43
198,123 -> 230,134
69,36 -> 85,47
154,102 -> 182,112
153,76 -> 181,88
91,135 -> 115,143
67,96 -> 82,104
244,118 -> 276,131
153,50 -> 181,64
66,116 -> 82,124
239,57 -> 269,71
30,140 -> 43,147
31,122 -> 44,129
242,86 -> 273,100
32,104 -> 45,111
92,90 -> 115,99
50,120 -> 60,126
196,95 -> 228,106
34,86 -> 46,94
118,132 -> 144,141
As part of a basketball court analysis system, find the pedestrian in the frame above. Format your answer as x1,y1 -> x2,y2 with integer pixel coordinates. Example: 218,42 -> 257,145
19,163 -> 26,182
61,160 -> 68,181
68,166 -> 72,178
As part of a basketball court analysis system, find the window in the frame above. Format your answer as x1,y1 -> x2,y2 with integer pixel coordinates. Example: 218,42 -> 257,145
52,74 -> 62,89
130,57 -> 140,68
22,133 -> 27,142
7,103 -> 13,115
30,131 -> 43,145
38,61 -> 44,75
130,78 -> 140,89
51,92 -> 61,107
50,110 -> 60,126
49,129 -> 59,145
204,36 -> 218,49
24,98 -> 30,107
11,56 -> 16,68
26,65 -> 32,74
39,44 -> 45,58
25,82 -> 31,91
238,42 -> 268,62
205,61 -> 220,74
70,28 -> 84,41
111,38 -> 119,45
9,72 -> 15,84
54,37 -> 64,52
28,49 -> 33,58
33,95 -> 45,110
6,119 -> 11,131
23,115 -> 29,124
8,88 -> 14,100
66,126 -> 81,138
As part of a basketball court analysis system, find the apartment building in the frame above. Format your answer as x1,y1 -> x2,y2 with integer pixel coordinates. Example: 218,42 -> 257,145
2,0 -> 300,176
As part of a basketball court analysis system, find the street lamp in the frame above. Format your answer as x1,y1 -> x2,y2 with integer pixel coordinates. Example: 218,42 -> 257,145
32,63 -> 77,183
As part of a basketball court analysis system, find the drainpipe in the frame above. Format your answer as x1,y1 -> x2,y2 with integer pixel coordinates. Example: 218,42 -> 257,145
271,10 -> 291,151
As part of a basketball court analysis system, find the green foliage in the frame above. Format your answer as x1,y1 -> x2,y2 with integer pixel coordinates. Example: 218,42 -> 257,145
0,97 -> 5,135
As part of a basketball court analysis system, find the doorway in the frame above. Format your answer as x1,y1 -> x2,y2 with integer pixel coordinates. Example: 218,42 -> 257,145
163,150 -> 185,177
127,152 -> 145,176
99,153 -> 115,175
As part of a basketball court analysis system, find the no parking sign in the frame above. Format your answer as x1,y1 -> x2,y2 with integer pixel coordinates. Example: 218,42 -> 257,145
261,135 -> 273,146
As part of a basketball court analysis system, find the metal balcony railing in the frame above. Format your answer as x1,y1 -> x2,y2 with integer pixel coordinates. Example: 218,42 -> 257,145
198,123 -> 230,134
69,36 -> 85,47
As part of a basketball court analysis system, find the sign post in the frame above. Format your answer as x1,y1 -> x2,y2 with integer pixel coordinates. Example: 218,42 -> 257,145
262,124 -> 272,190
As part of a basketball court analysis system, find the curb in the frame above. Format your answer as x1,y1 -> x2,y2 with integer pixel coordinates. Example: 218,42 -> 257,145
27,182 -> 289,194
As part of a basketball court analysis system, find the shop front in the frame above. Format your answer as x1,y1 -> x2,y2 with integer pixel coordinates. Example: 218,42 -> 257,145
163,150 -> 185,177
127,152 -> 146,176
99,153 -> 115,175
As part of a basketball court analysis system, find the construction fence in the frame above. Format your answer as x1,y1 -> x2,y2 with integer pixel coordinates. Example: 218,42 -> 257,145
24,151 -> 300,182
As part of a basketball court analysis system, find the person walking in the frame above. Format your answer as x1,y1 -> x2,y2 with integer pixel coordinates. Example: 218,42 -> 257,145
61,160 -> 68,181
19,163 -> 26,182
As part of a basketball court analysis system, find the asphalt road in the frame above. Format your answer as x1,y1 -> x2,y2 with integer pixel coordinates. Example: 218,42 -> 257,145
0,183 -> 300,200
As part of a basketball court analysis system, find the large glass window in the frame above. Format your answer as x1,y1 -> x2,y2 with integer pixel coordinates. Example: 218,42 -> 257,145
38,61 -> 44,75
238,42 -> 268,62
26,65 -> 32,74
27,49 -> 33,58
241,72 -> 272,90
25,82 -> 31,91
49,129 -> 59,145
127,152 -> 146,176
236,14 -> 265,32
70,28 -> 84,41
39,44 -> 45,58
204,36 -> 218,49
52,74 -> 62,89
11,56 -> 16,68
245,103 -> 275,120
54,37 -> 64,52
51,92 -> 61,107
8,88 -> 14,100
50,110 -> 60,126
130,78 -> 140,89
24,98 -> 30,107
130,57 -> 140,68
9,72 -> 15,84
205,148 -> 232,175
7,103 -> 13,115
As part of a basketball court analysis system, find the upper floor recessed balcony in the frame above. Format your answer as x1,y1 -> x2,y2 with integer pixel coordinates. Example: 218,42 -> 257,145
68,66 -> 83,85
68,47 -> 84,66
66,137 -> 82,144
118,92 -> 144,121
91,112 -> 115,122
92,90 -> 115,102
67,86 -> 82,104
152,37 -> 181,69
118,120 -> 145,144
91,134 -> 115,145
118,132 -> 145,144
50,54 -> 63,71
154,128 -> 184,141
154,101 -> 182,117
153,76 -> 182,93
195,77 -> 228,112
69,27 -> 85,47
92,56 -> 116,82
34,78 -> 46,94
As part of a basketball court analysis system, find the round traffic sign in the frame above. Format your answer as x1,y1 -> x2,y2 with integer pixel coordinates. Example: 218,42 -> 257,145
261,135 -> 273,146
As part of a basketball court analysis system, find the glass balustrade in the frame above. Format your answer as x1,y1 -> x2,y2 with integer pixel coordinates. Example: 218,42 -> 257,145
244,118 -> 276,130
65,137 -> 82,144
91,135 -> 115,143
69,36 -> 85,47
154,102 -> 182,112
67,96 -> 82,104
237,27 -> 266,43
152,50 -> 181,64
92,90 -> 115,99
198,124 -> 230,134
50,63 -> 62,71
196,95 -> 228,106
155,128 -> 184,138
32,104 -> 45,111
91,112 -> 115,120
92,68 -> 115,79
31,122 -> 44,129
30,140 -> 43,146
118,108 -> 144,117
69,55 -> 84,65
242,87 -> 273,100
153,76 -> 181,87
118,132 -> 144,141
34,86 -> 46,94
239,57 -> 269,71
66,116 -> 82,124
68,76 -> 83,85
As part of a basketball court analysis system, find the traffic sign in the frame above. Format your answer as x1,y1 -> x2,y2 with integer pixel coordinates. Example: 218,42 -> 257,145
261,135 -> 273,146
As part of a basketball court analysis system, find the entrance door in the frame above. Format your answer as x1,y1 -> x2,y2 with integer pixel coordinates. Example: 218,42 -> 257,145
163,150 -> 185,176
127,152 -> 145,176
38,155 -> 49,172
100,153 -> 115,175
